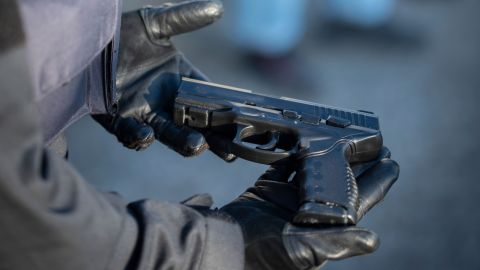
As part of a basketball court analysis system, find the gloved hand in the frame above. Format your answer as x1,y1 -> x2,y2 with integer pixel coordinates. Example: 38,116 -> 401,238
220,148 -> 399,270
94,0 -> 223,155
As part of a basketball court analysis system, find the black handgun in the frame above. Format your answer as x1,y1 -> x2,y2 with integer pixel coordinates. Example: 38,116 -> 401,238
174,77 -> 383,225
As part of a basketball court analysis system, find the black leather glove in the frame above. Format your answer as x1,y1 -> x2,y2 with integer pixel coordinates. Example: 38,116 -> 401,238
94,0 -> 223,155
221,148 -> 399,270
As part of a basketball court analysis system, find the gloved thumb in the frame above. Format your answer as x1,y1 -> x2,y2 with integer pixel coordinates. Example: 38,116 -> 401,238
141,0 -> 223,40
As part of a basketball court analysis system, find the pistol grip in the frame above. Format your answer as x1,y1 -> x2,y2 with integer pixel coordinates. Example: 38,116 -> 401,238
293,142 -> 359,225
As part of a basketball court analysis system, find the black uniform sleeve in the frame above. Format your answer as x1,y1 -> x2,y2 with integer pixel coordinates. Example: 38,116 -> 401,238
0,3 -> 244,269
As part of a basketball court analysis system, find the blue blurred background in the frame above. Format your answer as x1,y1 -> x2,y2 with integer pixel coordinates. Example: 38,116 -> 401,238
67,1 -> 480,269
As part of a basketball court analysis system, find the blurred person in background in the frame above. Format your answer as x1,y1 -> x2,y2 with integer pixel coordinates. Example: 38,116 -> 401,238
0,0 -> 399,269
320,0 -> 421,46
226,0 -> 415,90
323,0 -> 396,29
226,0 -> 313,90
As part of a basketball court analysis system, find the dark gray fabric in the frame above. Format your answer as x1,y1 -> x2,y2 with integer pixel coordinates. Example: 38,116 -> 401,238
47,132 -> 68,158
0,1 -> 244,269
0,0 -> 24,52
0,43 -> 244,270
36,67 -> 90,145
17,0 -> 121,144
17,0 -> 119,99
37,53 -> 108,145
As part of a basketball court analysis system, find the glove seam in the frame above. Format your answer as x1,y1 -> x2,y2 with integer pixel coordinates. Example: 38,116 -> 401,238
139,6 -> 172,46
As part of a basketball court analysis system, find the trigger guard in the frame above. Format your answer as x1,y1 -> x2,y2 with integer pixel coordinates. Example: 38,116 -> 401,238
231,127 -> 291,164
256,131 -> 280,151
230,140 -> 291,164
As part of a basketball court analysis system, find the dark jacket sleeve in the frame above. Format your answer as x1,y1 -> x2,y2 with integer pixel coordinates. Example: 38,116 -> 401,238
0,3 -> 244,270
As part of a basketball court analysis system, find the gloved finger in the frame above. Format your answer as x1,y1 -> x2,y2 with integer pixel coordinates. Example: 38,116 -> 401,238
204,131 -> 237,162
351,146 -> 391,178
258,165 -> 296,183
92,114 -> 114,131
283,224 -> 379,268
180,56 -> 210,81
181,193 -> 214,208
241,166 -> 297,211
113,116 -> 155,150
356,159 -> 400,220
247,180 -> 299,212
150,114 -> 208,157
141,0 -> 223,39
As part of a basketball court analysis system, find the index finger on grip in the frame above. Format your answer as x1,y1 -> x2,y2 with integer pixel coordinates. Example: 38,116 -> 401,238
204,131 -> 237,162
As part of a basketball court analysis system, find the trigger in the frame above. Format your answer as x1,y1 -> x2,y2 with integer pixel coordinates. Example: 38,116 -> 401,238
256,132 -> 280,151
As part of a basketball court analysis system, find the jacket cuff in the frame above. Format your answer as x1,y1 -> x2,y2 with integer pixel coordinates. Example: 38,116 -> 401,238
91,0 -> 122,115
199,217 -> 245,270
103,1 -> 122,115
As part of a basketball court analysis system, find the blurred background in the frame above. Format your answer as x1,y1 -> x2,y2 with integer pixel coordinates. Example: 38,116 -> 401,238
67,0 -> 480,269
